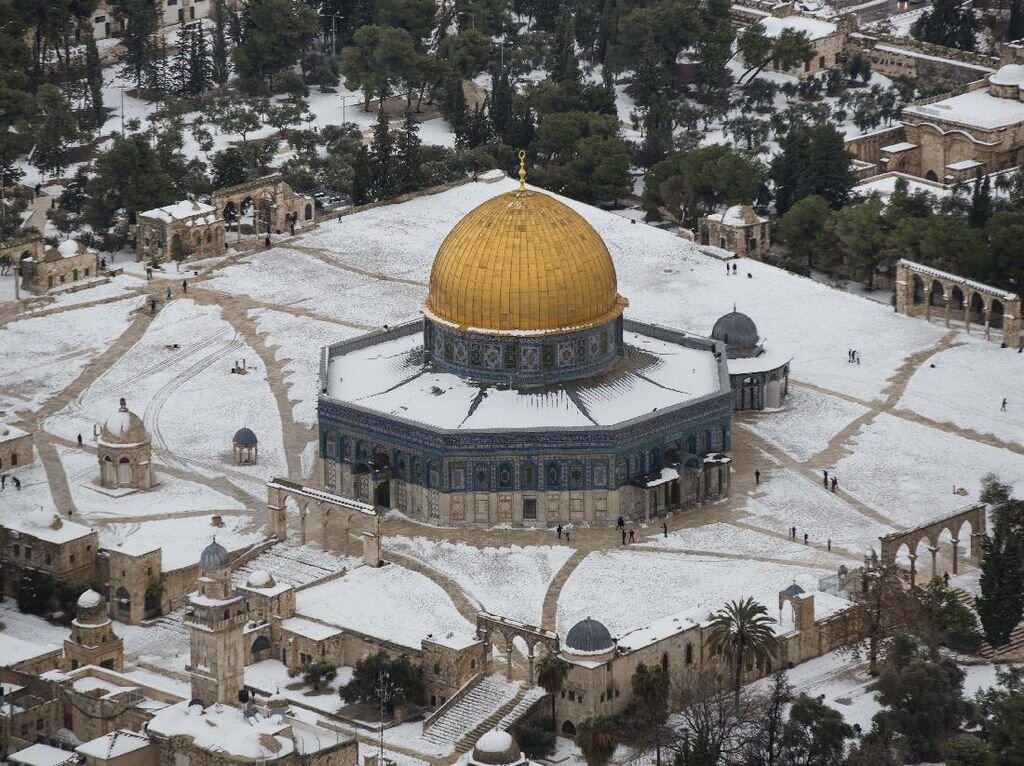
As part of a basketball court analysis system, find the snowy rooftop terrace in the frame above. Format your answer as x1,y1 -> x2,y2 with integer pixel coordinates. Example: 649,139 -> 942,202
323,319 -> 726,431
904,87 -> 1024,130
760,15 -> 837,40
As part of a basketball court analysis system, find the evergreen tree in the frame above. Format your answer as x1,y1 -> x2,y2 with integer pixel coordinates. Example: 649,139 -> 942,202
233,0 -> 319,92
695,0 -> 734,95
1012,0 -> 1024,42
370,108 -> 397,199
85,133 -> 175,230
771,123 -> 853,214
395,112 -> 422,193
190,24 -> 213,96
84,36 -> 106,130
549,5 -> 579,83
968,169 -> 993,228
976,512 -> 1024,647
173,23 -> 192,97
440,73 -> 468,138
912,0 -> 978,50
211,0 -> 231,84
781,692 -> 853,764
116,0 -> 160,88
490,63 -> 514,142
32,84 -> 79,178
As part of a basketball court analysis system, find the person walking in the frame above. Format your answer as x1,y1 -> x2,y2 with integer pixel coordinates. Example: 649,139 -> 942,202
755,469 -> 760,485
165,286 -> 172,300
943,571 -> 950,586
1,474 -> 6,490
791,526 -> 796,540
1002,397 -> 1008,411
182,279 -> 187,294
617,516 -> 625,530
628,529 -> 635,543
556,524 -> 563,539
855,352 -> 860,366
264,234 -> 271,248
831,477 -> 838,493
565,529 -> 570,543
732,263 -> 737,274
12,476 -> 20,490
662,522 -> 668,538
823,469 -> 829,488
146,266 -> 152,280
827,538 -> 832,551
621,528 -> 627,545
803,532 -> 808,545
150,298 -> 156,315
77,433 -> 83,447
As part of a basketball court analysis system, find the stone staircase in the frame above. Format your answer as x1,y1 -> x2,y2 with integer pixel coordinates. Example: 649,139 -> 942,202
494,686 -> 547,731
422,674 -> 522,751
951,587 -> 1024,660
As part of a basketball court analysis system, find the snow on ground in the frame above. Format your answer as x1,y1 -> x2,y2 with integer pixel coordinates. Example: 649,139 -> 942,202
383,536 -> 574,625
739,385 -> 870,462
99,514 -> 264,570
0,601 -> 71,646
0,448 -> 55,516
117,611 -> 190,671
233,543 -> 358,589
0,299 -> 137,415
638,521 -> 852,568
249,309 -> 360,427
293,177 -> 946,402
245,659 -> 352,714
739,467 -> 896,552
45,299 -> 286,490
0,274 -> 140,313
834,413 -> 1024,528
58,445 -> 245,521
416,117 -> 457,148
295,563 -> 474,649
898,339 -> 1024,447
556,549 -> 830,637
203,248 -> 423,328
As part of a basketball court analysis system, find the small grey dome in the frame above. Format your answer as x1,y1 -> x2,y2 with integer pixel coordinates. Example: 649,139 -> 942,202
565,617 -> 614,654
199,539 -> 229,570
711,311 -> 760,358
233,427 -> 258,446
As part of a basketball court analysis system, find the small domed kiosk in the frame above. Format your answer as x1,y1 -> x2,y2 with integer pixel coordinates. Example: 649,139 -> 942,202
232,427 -> 258,465
64,588 -> 124,671
468,730 -> 528,766
711,311 -> 790,411
98,398 -> 153,490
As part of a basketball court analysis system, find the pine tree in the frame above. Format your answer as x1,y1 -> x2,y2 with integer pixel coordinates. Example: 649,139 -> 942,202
84,37 -> 105,129
490,64 -> 513,143
190,24 -> 213,96
441,74 -> 468,139
968,169 -> 993,228
1011,0 -> 1024,42
211,0 -> 231,84
117,0 -> 161,89
173,23 -> 192,96
395,113 -> 422,193
549,5 -> 579,83
352,144 -> 373,205
370,108 -> 396,200
976,520 -> 1024,646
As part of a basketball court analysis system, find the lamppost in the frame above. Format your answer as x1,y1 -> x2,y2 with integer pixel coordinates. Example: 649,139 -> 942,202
117,84 -> 128,136
340,94 -> 352,124
319,13 -> 342,59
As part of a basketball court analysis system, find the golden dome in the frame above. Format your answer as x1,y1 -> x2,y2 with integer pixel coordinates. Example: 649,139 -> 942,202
423,189 -> 627,334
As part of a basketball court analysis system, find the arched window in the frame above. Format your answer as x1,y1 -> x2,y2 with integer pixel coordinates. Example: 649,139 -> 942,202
685,643 -> 693,664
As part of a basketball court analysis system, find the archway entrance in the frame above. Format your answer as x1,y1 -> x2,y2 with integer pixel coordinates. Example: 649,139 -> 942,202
251,635 -> 272,662
117,457 -> 132,486
562,721 -> 577,737
375,479 -> 391,508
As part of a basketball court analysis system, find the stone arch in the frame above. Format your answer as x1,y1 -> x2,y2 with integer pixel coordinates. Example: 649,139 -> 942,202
117,456 -> 133,486
926,170 -> 939,182
115,586 -> 131,615
170,233 -> 184,262
685,642 -> 694,664
562,721 -> 577,736
968,291 -> 986,325
250,635 -> 272,662
912,274 -> 926,306
223,200 -> 238,224
304,203 -> 313,220
929,279 -> 945,308
101,454 -> 116,487
949,285 -> 965,318
990,298 -> 1004,329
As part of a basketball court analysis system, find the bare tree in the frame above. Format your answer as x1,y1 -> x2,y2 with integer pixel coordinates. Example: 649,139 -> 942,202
667,669 -> 761,766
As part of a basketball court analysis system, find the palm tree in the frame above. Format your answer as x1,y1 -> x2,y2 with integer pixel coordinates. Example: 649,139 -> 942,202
706,597 -> 777,705
576,715 -> 619,766
535,653 -> 571,732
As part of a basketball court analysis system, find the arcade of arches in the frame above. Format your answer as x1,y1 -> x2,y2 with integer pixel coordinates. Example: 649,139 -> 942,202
211,175 -> 315,240
879,503 -> 987,587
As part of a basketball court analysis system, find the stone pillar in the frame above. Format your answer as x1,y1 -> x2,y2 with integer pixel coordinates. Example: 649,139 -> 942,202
985,308 -> 991,341
504,639 -> 514,680
1005,298 -> 1021,348
894,262 -> 910,315
299,501 -> 308,545
950,538 -> 959,575
527,645 -> 536,684
929,546 -> 939,578
362,531 -> 381,567
908,553 -> 917,588
943,292 -> 951,328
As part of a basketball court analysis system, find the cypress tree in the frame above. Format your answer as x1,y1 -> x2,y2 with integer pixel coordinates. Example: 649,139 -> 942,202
370,108 -> 396,200
549,5 -> 579,83
395,112 -> 422,193
490,64 -> 513,143
352,144 -> 372,205
190,24 -> 213,96
118,0 -> 161,89
976,487 -> 1024,647
211,0 -> 231,84
968,169 -> 993,228
84,37 -> 105,129
173,23 -> 192,96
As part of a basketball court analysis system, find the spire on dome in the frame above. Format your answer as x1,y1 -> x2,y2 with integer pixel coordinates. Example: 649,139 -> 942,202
517,150 -> 527,190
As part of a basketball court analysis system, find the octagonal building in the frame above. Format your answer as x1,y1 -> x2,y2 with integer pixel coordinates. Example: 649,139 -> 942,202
317,180 -> 733,526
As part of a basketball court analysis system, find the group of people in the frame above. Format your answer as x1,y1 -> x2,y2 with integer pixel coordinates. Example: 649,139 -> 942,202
847,349 -> 861,365
823,469 -> 839,493
724,263 -> 753,279
0,474 -> 21,490
789,525 -> 832,551
552,516 -> 672,545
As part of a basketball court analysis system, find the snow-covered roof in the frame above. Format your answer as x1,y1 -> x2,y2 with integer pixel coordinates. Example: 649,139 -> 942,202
616,611 -> 699,652
880,141 -> 917,153
0,634 -> 60,668
759,15 -> 837,41
140,200 -> 217,224
3,512 -> 94,544
705,205 -> 766,226
898,258 -> 1017,300
727,346 -> 792,375
946,159 -> 983,171
75,730 -> 152,760
9,744 -> 81,766
147,702 -> 294,760
325,327 -> 723,431
989,63 -> 1024,86
280,617 -> 343,641
904,88 -> 1024,130
0,423 -> 30,442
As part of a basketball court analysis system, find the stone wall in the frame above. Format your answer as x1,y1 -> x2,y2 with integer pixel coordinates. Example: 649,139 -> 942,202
848,33 -> 997,90
844,125 -> 906,167
0,428 -> 34,473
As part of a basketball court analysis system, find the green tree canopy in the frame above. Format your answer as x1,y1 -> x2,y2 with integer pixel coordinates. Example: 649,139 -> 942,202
233,0 -> 318,91
85,133 -> 174,231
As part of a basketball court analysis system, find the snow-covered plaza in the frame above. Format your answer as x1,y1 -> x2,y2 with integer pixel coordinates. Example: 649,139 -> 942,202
1,174 -> 1022,758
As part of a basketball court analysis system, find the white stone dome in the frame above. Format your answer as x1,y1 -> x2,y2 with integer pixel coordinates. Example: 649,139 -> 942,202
470,730 -> 524,766
58,239 -> 78,257
990,63 -> 1024,87
476,731 -> 514,754
77,589 -> 103,609
99,398 -> 148,445
246,570 -> 275,588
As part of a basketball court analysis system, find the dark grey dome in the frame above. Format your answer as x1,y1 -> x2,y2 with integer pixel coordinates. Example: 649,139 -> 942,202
565,618 -> 614,654
711,311 -> 759,349
199,540 -> 229,569
233,427 -> 258,446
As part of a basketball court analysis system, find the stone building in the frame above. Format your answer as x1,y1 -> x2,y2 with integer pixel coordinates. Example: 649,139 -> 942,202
76,730 -> 155,766
734,12 -> 847,77
232,428 -> 258,465
136,201 -> 224,264
105,547 -> 163,624
19,240 -> 100,295
212,176 -> 315,240
711,311 -> 791,410
698,205 -> 770,259
317,170 -> 733,526
0,671 -> 63,757
64,589 -> 124,672
98,399 -> 153,492
0,511 -> 97,601
185,541 -> 247,706
1,423 -> 34,473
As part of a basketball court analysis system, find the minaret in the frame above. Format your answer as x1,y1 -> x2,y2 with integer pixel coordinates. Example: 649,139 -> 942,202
184,539 -> 246,705
64,589 -> 124,671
